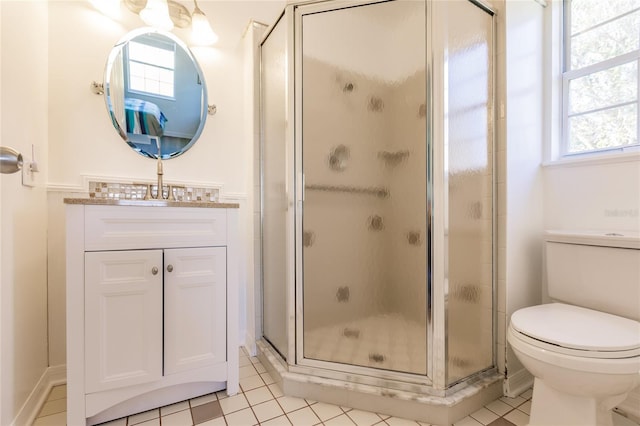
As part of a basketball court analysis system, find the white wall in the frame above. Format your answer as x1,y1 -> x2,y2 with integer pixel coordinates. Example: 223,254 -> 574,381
500,0 -> 545,394
45,0 -> 285,367
241,21 -> 268,356
0,1 -> 50,424
544,159 -> 640,233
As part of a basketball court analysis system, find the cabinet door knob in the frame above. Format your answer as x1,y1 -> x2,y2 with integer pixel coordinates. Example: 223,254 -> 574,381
151,267 -> 159,275
167,265 -> 174,273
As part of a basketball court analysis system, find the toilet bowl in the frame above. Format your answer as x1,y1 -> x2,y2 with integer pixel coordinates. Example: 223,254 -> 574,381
508,304 -> 640,426
507,231 -> 640,426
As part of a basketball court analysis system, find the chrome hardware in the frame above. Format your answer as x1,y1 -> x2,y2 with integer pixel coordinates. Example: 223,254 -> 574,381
151,267 -> 159,275
0,146 -> 23,174
305,183 -> 389,199
167,265 -> 174,272
90,81 -> 104,95
155,139 -> 165,199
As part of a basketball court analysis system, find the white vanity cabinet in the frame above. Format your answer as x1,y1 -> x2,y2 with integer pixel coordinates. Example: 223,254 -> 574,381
65,201 -> 239,426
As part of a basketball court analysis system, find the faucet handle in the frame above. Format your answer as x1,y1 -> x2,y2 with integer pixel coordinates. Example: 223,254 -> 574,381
168,184 -> 185,201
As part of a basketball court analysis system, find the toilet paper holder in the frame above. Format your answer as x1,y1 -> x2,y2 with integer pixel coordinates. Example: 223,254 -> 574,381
0,146 -> 23,174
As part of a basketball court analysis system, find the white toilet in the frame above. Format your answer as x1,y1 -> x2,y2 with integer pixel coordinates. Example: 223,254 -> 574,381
507,231 -> 640,426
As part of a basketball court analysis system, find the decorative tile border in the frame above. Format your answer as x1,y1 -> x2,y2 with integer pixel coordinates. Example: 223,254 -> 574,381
88,181 -> 220,203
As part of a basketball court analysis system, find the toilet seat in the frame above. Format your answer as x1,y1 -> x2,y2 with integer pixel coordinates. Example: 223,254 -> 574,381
510,303 -> 640,359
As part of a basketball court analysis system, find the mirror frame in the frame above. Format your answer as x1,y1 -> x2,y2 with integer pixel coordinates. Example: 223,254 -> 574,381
104,27 -> 208,160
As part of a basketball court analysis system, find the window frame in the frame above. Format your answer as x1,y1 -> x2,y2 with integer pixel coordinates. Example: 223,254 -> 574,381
126,39 -> 177,101
561,0 -> 640,158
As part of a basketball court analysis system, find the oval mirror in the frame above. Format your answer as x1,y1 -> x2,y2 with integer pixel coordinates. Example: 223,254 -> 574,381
104,28 -> 208,159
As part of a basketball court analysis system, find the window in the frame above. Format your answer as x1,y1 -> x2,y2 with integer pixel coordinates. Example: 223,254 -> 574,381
563,0 -> 639,156
127,40 -> 175,98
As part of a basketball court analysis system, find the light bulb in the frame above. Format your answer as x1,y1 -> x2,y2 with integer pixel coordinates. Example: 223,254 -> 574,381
139,0 -> 174,31
191,6 -> 218,45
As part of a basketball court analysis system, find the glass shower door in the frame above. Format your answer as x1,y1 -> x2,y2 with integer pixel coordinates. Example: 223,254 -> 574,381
300,0 -> 428,375
261,15 -> 289,359
439,0 -> 495,385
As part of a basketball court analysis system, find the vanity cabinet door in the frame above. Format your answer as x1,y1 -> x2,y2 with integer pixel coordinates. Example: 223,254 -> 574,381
85,250 -> 163,393
164,247 -> 227,375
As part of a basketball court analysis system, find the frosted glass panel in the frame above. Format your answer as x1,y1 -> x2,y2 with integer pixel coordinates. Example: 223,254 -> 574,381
442,1 -> 494,384
301,1 -> 427,375
261,17 -> 288,358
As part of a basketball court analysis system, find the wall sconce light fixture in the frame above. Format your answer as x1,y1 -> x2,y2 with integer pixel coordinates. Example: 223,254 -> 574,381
138,0 -> 174,31
94,0 -> 219,45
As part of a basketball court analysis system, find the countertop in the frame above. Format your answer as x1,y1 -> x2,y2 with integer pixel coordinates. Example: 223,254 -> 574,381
63,198 -> 240,209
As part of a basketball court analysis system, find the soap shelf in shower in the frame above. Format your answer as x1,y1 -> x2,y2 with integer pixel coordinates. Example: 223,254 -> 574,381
305,183 -> 389,199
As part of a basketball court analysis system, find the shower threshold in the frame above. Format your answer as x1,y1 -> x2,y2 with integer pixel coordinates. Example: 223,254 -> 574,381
256,339 -> 503,426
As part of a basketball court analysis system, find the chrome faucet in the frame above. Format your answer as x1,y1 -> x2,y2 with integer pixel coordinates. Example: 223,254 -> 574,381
155,138 -> 164,199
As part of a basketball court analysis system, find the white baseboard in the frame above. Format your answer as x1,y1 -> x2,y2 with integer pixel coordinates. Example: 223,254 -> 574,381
12,365 -> 66,426
503,368 -> 533,398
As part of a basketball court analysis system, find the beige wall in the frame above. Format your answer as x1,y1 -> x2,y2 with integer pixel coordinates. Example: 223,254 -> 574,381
0,1 -> 50,424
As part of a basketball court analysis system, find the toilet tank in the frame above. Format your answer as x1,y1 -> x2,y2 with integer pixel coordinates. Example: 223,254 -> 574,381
545,230 -> 640,321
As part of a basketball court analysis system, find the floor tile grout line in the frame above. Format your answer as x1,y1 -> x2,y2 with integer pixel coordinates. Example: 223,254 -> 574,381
44,384 -> 541,426
249,376 -> 287,425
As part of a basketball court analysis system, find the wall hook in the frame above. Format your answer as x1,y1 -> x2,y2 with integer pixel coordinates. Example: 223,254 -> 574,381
90,81 -> 104,95
208,104 -> 217,115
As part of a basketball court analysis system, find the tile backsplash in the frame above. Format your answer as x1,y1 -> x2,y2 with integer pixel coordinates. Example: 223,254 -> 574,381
88,181 -> 220,202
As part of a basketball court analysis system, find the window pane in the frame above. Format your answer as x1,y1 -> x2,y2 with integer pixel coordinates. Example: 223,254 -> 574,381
569,61 -> 638,114
130,76 -> 145,92
159,69 -> 173,84
571,10 -> 640,70
145,80 -> 160,94
129,61 -> 144,78
571,0 -> 640,35
129,41 -> 175,69
159,83 -> 173,98
155,49 -> 174,69
145,64 -> 160,80
568,104 -> 638,153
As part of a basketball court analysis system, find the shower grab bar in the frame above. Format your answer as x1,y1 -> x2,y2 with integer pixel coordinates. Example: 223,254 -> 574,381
305,184 -> 389,199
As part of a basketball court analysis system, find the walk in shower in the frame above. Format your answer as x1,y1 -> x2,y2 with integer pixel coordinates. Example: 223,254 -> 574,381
260,0 -> 498,421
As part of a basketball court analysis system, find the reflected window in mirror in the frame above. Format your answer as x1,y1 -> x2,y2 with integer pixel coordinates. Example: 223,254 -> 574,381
104,29 -> 208,160
127,39 -> 176,98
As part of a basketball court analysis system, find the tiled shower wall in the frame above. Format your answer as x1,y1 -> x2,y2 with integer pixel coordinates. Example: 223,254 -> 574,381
301,49 -> 493,379
302,57 -> 402,330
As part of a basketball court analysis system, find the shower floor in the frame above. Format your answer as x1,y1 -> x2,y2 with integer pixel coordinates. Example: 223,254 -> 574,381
303,313 -> 428,375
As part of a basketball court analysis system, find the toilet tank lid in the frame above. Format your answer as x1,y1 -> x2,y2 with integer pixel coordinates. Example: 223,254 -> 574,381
545,230 -> 640,249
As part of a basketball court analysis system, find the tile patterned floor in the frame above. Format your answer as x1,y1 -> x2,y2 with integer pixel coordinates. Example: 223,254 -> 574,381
30,348 -> 635,426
